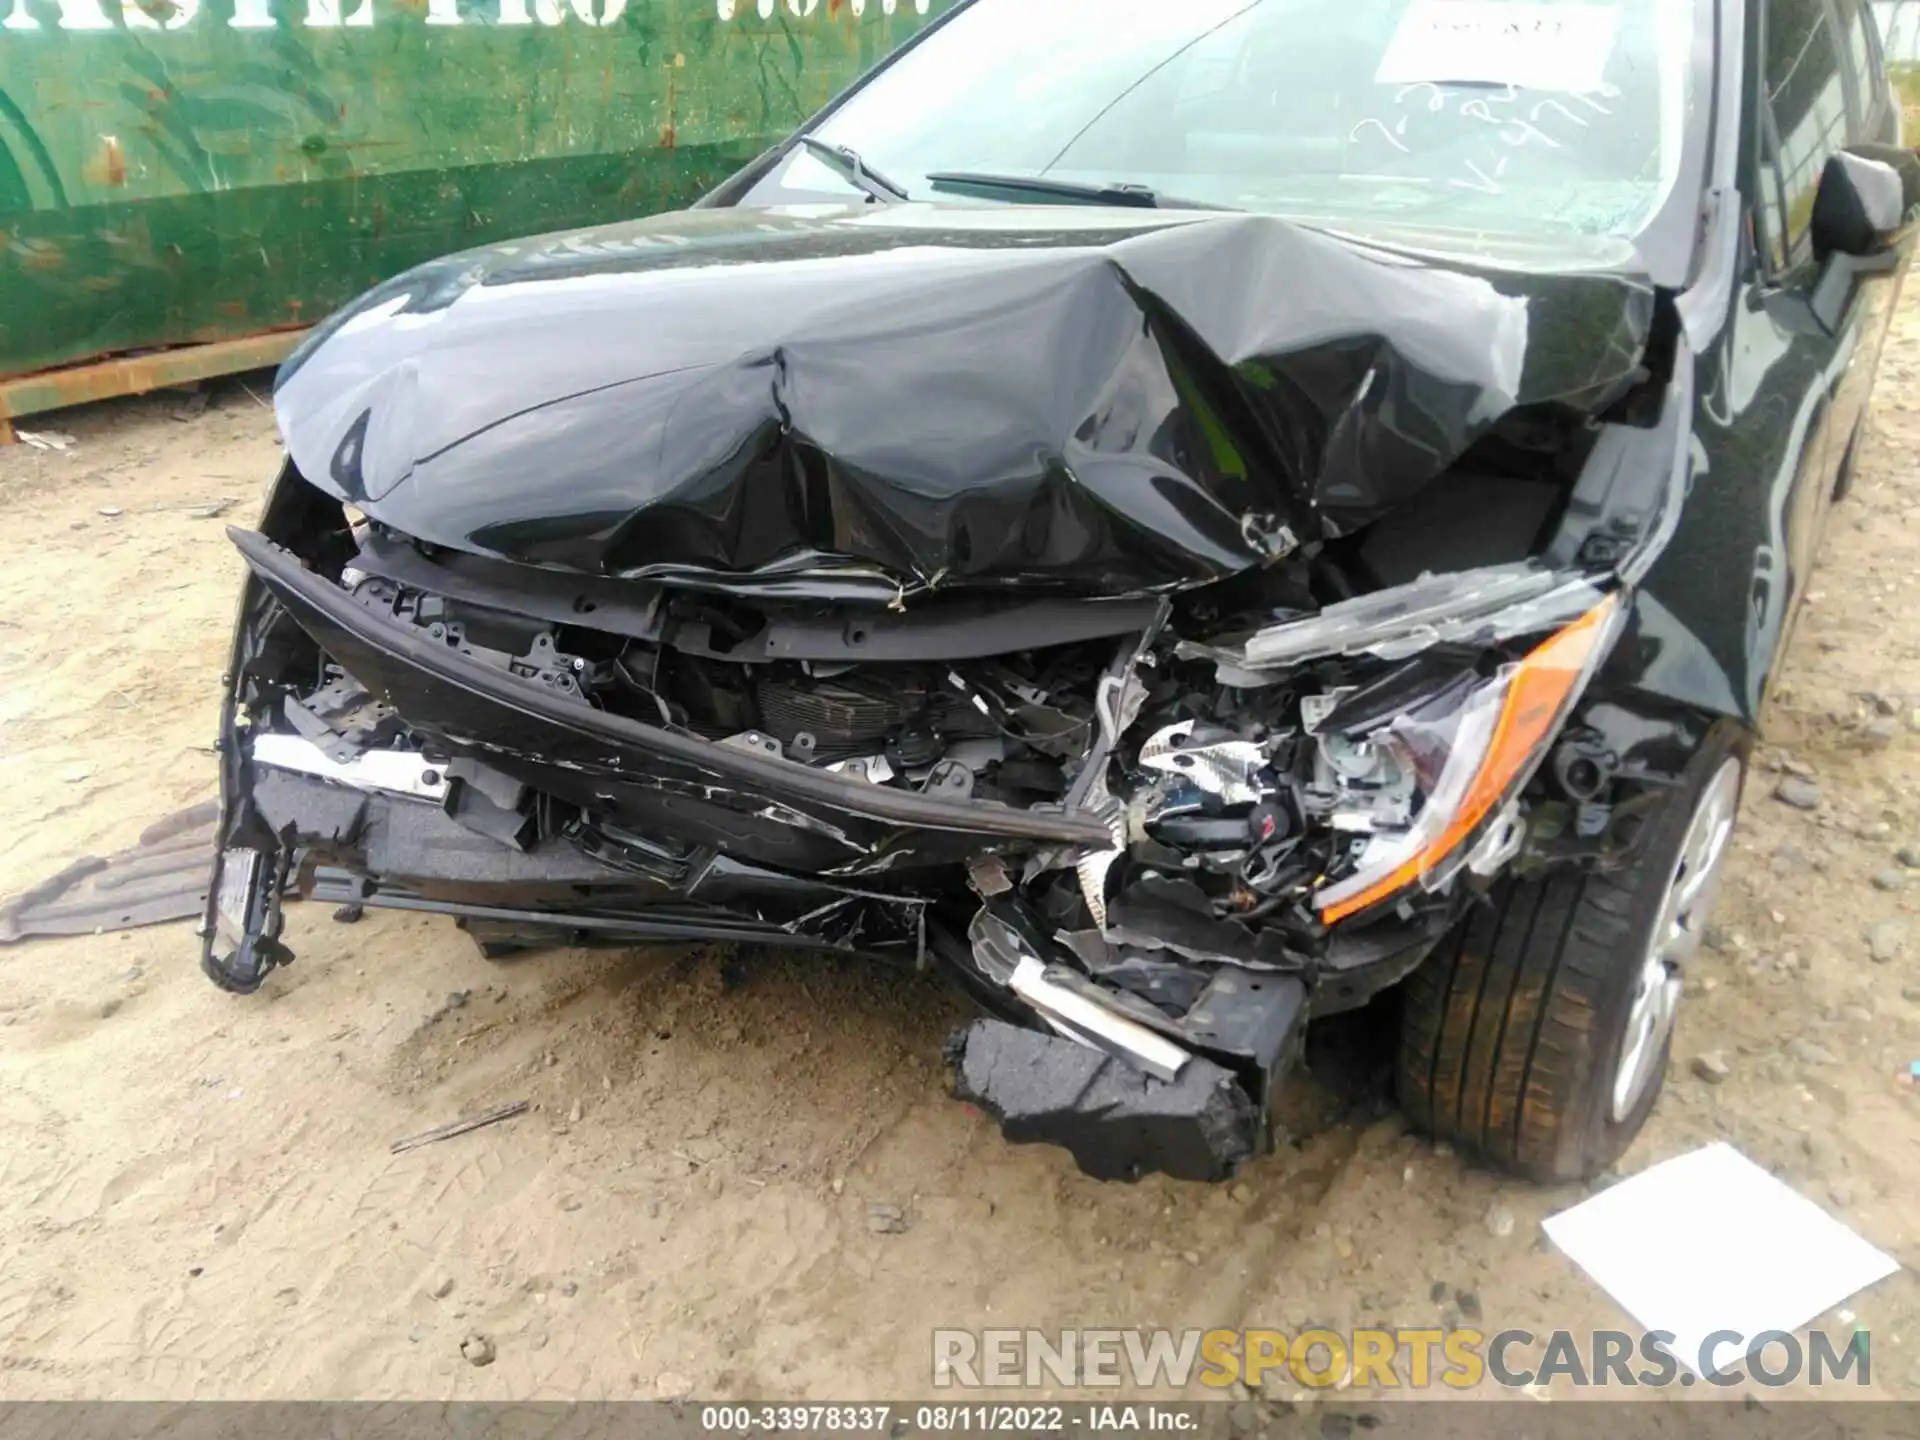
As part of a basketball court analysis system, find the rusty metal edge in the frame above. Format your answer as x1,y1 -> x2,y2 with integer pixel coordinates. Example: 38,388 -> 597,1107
0,328 -> 308,439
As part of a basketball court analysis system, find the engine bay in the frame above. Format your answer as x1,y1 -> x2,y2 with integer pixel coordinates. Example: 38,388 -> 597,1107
271,510 -> 1616,986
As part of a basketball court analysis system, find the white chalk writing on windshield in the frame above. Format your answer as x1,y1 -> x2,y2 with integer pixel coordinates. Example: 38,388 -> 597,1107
1347,78 -> 1622,195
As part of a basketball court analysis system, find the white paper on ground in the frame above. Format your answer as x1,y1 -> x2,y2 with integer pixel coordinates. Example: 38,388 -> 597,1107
1375,0 -> 1622,94
1541,1142 -> 1899,1377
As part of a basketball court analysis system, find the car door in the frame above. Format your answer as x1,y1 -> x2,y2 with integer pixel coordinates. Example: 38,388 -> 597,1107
1650,0 -> 1879,719
1747,0 -> 1907,686
1821,0 -> 1911,490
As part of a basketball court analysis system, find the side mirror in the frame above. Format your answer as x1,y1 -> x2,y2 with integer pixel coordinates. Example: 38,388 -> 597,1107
1809,150 -> 1909,260
1847,141 -> 1920,212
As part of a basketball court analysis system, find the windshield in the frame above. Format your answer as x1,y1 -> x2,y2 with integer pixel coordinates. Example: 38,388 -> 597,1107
762,0 -> 1698,252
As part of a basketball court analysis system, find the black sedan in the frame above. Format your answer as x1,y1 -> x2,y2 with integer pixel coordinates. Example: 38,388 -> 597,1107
203,0 -> 1918,1184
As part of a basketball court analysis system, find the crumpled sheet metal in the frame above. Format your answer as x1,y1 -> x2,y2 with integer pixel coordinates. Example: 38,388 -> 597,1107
276,204 -> 1655,594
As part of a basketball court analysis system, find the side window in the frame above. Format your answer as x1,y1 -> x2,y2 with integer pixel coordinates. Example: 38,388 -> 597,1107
1833,0 -> 1887,123
1762,0 -> 1852,270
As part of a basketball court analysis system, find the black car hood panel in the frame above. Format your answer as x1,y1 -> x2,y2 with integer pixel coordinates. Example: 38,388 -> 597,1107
276,204 -> 1656,593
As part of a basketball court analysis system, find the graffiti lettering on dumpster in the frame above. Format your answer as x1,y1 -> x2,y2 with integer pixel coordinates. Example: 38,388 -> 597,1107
0,0 -> 924,28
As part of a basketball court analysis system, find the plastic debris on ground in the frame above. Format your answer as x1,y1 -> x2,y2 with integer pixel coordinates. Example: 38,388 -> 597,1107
0,802 -> 217,943
1541,1142 -> 1899,1377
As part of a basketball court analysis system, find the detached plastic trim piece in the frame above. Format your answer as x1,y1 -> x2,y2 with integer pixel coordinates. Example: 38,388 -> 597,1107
0,802 -> 217,944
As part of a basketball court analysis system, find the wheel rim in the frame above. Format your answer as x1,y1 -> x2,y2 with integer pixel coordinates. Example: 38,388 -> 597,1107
1609,757 -> 1742,1122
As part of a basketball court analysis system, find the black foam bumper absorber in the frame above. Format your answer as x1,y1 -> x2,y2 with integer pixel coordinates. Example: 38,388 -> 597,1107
947,1019 -> 1258,1183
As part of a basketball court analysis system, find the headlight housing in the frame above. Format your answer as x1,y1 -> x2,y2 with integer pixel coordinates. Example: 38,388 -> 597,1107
1313,593 -> 1623,924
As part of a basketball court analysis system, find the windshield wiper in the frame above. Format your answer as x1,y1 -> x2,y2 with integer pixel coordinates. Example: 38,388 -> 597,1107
925,171 -> 1234,212
795,135 -> 911,204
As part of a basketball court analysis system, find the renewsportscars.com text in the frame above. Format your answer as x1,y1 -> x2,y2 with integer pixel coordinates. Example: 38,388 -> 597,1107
931,1328 -> 1873,1390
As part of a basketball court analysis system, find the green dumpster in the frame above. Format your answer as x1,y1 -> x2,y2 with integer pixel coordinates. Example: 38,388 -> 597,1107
0,0 -> 947,416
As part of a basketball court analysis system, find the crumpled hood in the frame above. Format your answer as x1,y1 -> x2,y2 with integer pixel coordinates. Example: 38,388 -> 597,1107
275,203 -> 1655,593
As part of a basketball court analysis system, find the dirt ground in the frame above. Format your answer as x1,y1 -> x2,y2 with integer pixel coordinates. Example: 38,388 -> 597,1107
3,305 -> 1920,1408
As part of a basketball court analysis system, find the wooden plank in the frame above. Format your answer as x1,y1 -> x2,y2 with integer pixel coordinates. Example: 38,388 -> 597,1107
0,329 -> 308,434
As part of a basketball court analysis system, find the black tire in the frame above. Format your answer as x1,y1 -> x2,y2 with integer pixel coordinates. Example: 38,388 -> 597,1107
1395,726 -> 1748,1181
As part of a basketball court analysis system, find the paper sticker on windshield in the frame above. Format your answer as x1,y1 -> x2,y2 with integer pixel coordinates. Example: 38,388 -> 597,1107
1376,1 -> 1621,93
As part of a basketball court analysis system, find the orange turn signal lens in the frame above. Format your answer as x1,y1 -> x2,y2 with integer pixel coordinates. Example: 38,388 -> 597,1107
1316,594 -> 1620,926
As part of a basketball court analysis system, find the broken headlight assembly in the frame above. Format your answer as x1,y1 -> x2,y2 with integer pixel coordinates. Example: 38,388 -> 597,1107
1306,593 -> 1623,924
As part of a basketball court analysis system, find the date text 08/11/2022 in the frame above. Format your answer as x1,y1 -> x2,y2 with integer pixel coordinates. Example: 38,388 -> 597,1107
698,1405 -> 1201,1434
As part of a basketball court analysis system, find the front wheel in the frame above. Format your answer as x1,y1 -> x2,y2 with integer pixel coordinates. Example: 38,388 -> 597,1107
1395,729 -> 1747,1181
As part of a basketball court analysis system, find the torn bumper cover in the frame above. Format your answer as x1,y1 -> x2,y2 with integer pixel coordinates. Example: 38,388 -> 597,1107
206,528 -> 1114,991
206,205 -> 1697,1183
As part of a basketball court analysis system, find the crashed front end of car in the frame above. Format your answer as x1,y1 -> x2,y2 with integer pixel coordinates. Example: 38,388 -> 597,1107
203,206 -> 1696,1183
